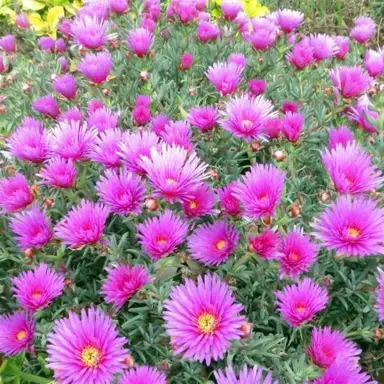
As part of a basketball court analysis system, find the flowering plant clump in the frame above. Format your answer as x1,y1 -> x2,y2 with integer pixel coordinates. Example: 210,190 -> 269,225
0,0 -> 384,383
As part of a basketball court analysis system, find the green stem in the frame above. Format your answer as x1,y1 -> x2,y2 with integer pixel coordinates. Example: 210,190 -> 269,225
8,364 -> 51,384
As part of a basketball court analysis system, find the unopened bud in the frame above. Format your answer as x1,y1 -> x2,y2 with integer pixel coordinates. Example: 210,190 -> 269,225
209,169 -> 218,179
188,87 -> 197,96
24,248 -> 34,258
124,355 -> 135,368
140,70 -> 150,81
262,215 -> 272,226
273,150 -> 286,161
64,278 -> 72,287
320,191 -> 331,202
240,322 -> 253,338
258,57 -> 264,63
251,141 -> 261,151
22,83 -> 32,94
289,204 -> 300,217
44,198 -> 54,208
102,88 -> 110,96
145,198 -> 158,211
180,252 -> 188,263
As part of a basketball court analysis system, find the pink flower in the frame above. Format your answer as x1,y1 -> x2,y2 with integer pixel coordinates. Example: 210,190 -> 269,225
15,13 -> 30,29
0,173 -> 33,213
109,0 -> 129,14
87,107 -> 119,132
0,312 -> 35,356
348,95 -> 379,133
119,366 -> 166,384
328,125 -> 354,149
220,95 -> 275,141
228,52 -> 247,69
32,95 -> 60,118
182,183 -> 216,218
281,100 -> 299,114
217,181 -> 243,216
137,209 -> 188,260
38,36 -> 55,52
54,200 -> 109,249
0,35 -> 16,53
197,21 -> 221,42
234,164 -> 286,219
133,106 -> 151,126
71,16 -> 108,50
140,144 -> 208,203
334,36 -> 350,60
56,38 -> 67,53
376,268 -> 384,321
101,264 -> 151,309
282,112 -> 304,142
307,34 -> 339,61
59,107 -> 83,123
88,98 -> 105,113
58,19 -> 72,38
214,365 -> 277,384
96,169 -> 146,215
180,52 -> 194,70
364,49 -> 384,78
53,73 -> 77,100
58,56 -> 69,72
151,114 -> 170,135
275,278 -> 328,327
38,157 -> 77,188
262,117 -> 282,139
128,28 -> 154,57
287,40 -> 314,69
277,9 -> 304,33
313,196 -> 384,257
244,18 -> 277,51
206,62 -> 243,96
188,106 -> 218,132
78,52 -> 112,84
307,327 -> 361,368
0,55 -> 5,73
351,16 -> 376,44
249,228 -> 281,260
249,79 -> 267,96
89,128 -> 122,168
161,120 -> 193,151
11,263 -> 64,312
47,308 -> 128,384
221,0 -> 243,21
78,0 -> 110,20
321,142 -> 382,194
163,274 -> 245,365
173,0 -> 198,22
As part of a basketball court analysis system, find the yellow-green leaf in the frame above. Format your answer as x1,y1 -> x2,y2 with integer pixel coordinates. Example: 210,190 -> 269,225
46,5 -> 64,27
21,0 -> 46,11
28,12 -> 47,33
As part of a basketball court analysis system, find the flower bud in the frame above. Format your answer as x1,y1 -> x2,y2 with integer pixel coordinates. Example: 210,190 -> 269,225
24,248 -> 34,258
273,150 -> 286,161
145,198 -> 158,211
240,322 -> 253,338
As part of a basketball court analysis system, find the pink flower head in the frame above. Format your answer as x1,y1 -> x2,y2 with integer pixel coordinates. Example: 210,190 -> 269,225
228,52 -> 247,69
101,264 -> 151,309
376,268 -> 384,321
0,35 -> 16,53
278,229 -> 317,279
328,125 -> 354,149
364,49 -> 384,78
307,34 -> 339,61
214,365 -> 278,384
182,183 -> 216,218
206,62 -> 243,96
244,18 -> 277,51
78,51 -> 112,84
0,173 -> 33,213
109,0 -> 129,14
321,142 -> 382,194
10,204 -> 53,251
88,98 -> 105,113
78,0 -> 110,20
150,114 -> 170,136
11,263 -> 64,311
140,144 -> 208,202
262,117 -> 282,139
217,181 -> 243,216
71,16 -> 108,50
281,100 -> 299,114
96,169 -> 146,215
197,21 -> 221,42
0,55 -> 5,73
275,278 -> 328,327
0,312 -> 35,356
249,79 -> 267,96
38,36 -> 56,52
187,221 -> 239,266
313,196 -> 384,257
287,40 -> 315,69
180,52 -> 194,70
161,120 -> 193,151
334,36 -> 350,60
58,18 -> 72,38
221,0 -> 243,20
55,38 -> 66,53
58,56 -> 69,72
351,16 -> 376,44
58,107 -> 82,124
38,157 -> 77,188
47,307 -> 128,384
277,9 -> 304,33
54,200 -> 109,249
282,112 -> 304,142
249,228 -> 281,260
307,327 -> 361,368
32,95 -> 60,118
48,121 -> 97,160
188,106 -> 218,132
234,164 -> 286,219
220,95 -> 275,141
174,0 -> 198,22
163,273 -> 245,365
128,28 -> 154,57
348,95 -> 379,133
8,118 -> 49,163
137,209 -> 188,260
89,128 -> 122,168
133,105 -> 151,126
87,107 -> 119,132
144,0 -> 161,20
119,131 -> 161,174
53,73 -> 77,100
329,65 -> 371,99
15,13 -> 30,29
119,366 -> 166,384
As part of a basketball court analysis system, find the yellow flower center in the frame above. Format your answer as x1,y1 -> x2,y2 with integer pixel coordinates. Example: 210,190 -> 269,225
216,240 -> 227,250
166,178 -> 176,185
157,236 -> 168,245
81,346 -> 101,368
242,119 -> 253,128
295,303 -> 307,313
347,227 -> 360,238
189,201 -> 198,209
289,252 -> 300,261
16,331 -> 27,341
32,291 -> 42,299
197,313 -> 217,334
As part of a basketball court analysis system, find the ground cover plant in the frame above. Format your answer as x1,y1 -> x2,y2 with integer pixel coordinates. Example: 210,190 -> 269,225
0,0 -> 384,383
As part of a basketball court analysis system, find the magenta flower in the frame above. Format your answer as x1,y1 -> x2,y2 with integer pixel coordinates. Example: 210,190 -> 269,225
54,200 -> 109,249
101,264 -> 151,309
58,56 -> 69,72
128,28 -> 154,57
71,16 -> 108,50
307,34 -> 339,61
221,95 -> 275,141
282,112 -> 304,142
275,278 -> 328,327
32,95 -> 60,118
119,131 -> 161,175
206,62 -> 243,96
234,164 -> 286,219
78,1 -> 110,20
0,35 -> 16,53
214,365 -> 277,384
0,173 -> 33,213
221,0 -> 242,20
187,221 -> 239,266
249,228 -> 281,260
38,157 -> 77,188
133,105 -> 151,126
163,273 -> 245,365
96,169 -> 146,215
287,40 -> 314,69
8,118 -> 49,163
328,125 -> 354,149
173,0 -> 198,22
217,181 -> 243,216
334,36 -> 350,60
278,229 -> 317,279
277,9 -> 304,33
78,51 -> 112,84
137,209 -> 188,260
321,142 -> 383,194
38,36 -> 55,52
55,38 -> 66,53
0,312 -> 35,356
151,114 -> 170,135
88,98 -> 104,113
188,106 -> 218,132
351,16 -> 376,44
281,100 -> 299,114
58,107 -> 82,123
313,196 -> 384,257
58,19 -> 72,38
11,263 -> 64,312
262,117 -> 282,139
140,144 -> 208,203
53,73 -> 77,100
119,366 -> 166,384
15,13 -> 30,29
47,307 -> 128,384
0,55 -> 5,73
364,49 -> 384,78
182,183 -> 216,218
329,66 -> 371,99
110,0 -> 129,14
307,327 -> 361,368
249,79 -> 267,96
87,107 -> 119,132
349,95 -> 379,133
162,120 -> 193,151
89,128 -> 122,168
244,18 -> 277,51
376,268 -> 384,321
180,52 -> 194,70
196,21 -> 221,42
